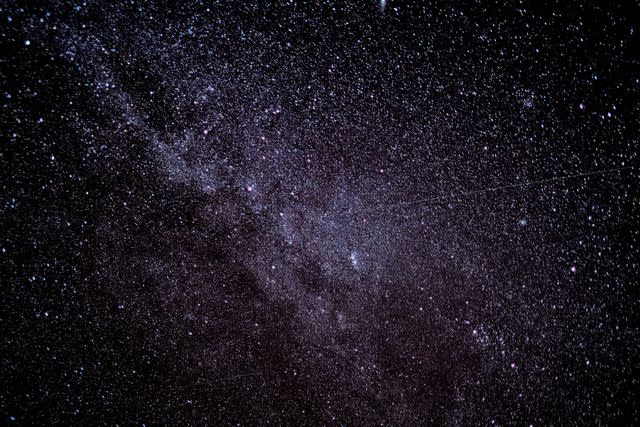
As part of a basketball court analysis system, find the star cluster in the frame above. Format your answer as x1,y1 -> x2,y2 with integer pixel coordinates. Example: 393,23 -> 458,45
1,1 -> 638,424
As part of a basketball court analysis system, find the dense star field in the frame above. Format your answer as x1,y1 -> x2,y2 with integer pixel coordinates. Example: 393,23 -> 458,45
1,0 -> 639,424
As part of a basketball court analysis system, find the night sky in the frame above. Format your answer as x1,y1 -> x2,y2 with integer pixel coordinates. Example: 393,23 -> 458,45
1,1 -> 639,424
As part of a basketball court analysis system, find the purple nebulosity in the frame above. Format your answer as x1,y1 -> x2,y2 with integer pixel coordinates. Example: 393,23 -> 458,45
1,1 -> 638,425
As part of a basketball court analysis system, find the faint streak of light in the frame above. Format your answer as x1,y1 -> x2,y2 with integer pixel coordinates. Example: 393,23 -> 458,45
336,165 -> 635,216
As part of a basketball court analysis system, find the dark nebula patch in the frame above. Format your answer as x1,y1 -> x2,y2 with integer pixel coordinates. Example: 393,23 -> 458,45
1,1 -> 639,424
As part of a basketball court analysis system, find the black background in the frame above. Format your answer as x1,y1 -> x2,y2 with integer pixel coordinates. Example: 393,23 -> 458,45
1,0 -> 639,424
